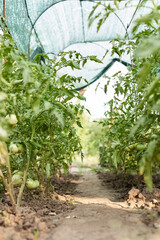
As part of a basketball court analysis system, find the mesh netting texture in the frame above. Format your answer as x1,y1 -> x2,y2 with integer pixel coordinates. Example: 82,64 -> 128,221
0,0 -> 156,89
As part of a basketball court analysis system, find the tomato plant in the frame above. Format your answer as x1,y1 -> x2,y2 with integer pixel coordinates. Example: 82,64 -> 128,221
90,1 -> 160,191
0,16 -> 101,212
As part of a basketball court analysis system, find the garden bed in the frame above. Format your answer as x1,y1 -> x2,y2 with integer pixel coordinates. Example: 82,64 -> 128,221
0,174 -> 79,240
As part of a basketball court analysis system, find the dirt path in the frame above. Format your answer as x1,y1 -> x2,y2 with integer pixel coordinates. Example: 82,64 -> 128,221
50,173 -> 160,240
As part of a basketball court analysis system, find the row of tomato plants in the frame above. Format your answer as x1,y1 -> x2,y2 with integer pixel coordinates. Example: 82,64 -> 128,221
93,0 -> 160,191
0,17 -> 101,213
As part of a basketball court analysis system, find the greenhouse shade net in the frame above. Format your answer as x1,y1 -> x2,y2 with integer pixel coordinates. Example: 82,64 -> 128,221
0,0 -> 157,90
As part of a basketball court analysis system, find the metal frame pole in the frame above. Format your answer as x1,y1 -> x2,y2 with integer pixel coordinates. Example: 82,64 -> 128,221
3,0 -> 5,18
3,0 -> 6,64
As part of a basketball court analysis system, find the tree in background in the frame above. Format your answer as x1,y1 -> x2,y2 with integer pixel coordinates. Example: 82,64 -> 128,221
76,112 -> 103,158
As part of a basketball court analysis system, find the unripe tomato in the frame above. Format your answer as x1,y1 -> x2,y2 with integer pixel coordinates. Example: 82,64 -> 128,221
135,144 -> 147,151
12,172 -> 23,187
9,114 -> 18,125
125,129 -> 130,133
6,114 -> 18,126
26,179 -> 39,190
9,143 -> 19,153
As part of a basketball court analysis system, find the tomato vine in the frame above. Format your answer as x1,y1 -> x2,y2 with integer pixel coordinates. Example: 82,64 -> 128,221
90,0 -> 160,192
0,17 -> 100,212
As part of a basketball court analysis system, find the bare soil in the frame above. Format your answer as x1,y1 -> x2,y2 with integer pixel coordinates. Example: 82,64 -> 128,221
0,174 -> 78,240
0,170 -> 160,240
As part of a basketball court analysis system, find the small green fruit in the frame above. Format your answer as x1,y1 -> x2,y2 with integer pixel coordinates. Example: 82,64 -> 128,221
9,143 -> 19,153
12,173 -> 23,187
6,114 -> 18,126
26,179 -> 39,190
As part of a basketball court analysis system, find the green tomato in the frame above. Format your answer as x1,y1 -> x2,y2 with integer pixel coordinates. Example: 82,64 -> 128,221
130,143 -> 138,150
125,146 -> 131,152
26,179 -> 39,190
126,143 -> 137,151
13,170 -> 23,176
135,144 -> 147,151
125,129 -> 130,134
12,173 -> 23,187
9,143 -> 19,153
6,114 -> 18,126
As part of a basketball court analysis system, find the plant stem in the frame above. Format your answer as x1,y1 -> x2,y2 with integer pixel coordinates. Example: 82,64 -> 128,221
16,145 -> 31,208
0,169 -> 16,213
5,154 -> 15,200
31,123 -> 35,141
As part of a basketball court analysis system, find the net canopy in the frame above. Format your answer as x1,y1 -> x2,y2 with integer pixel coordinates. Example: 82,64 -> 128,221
0,0 -> 157,89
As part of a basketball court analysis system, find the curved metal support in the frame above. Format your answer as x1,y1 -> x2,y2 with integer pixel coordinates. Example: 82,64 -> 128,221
75,58 -> 132,91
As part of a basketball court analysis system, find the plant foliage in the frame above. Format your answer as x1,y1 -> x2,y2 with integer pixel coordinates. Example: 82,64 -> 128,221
89,0 -> 160,192
0,17 -> 100,212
